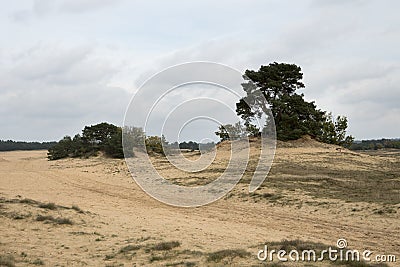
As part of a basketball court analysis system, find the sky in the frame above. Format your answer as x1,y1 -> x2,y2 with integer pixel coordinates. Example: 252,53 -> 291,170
0,0 -> 399,142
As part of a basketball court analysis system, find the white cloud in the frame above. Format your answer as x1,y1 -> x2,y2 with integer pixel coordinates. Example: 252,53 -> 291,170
0,0 -> 399,141
0,44 -> 130,141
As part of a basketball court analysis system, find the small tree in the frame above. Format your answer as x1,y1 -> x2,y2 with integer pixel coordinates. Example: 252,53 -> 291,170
47,136 -> 73,160
236,62 -> 353,146
123,126 -> 145,157
244,122 -> 261,137
48,123 -> 129,160
320,113 -> 354,148
145,135 -> 168,155
104,128 -> 124,158
215,122 -> 247,142
82,122 -> 119,151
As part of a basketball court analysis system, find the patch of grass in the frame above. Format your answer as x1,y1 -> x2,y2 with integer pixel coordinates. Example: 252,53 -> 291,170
36,215 -> 73,225
54,217 -> 73,225
149,255 -> 164,262
263,155 -> 400,205
71,205 -> 84,213
19,198 -> 39,205
207,249 -> 250,262
178,250 -> 204,257
250,192 -> 284,203
137,236 -> 151,242
105,263 -> 124,267
36,215 -> 54,221
1,211 -> 31,220
11,212 -> 28,220
166,261 -> 197,267
32,258 -> 45,265
38,202 -> 57,210
104,254 -> 115,260
373,207 -> 397,215
119,244 -> 141,253
152,241 -> 181,251
0,254 -> 15,267
70,231 -> 89,235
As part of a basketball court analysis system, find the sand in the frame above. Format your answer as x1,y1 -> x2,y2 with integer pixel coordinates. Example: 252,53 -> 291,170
0,143 -> 399,266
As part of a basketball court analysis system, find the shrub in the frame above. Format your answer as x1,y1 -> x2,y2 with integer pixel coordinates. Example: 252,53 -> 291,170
145,136 -> 167,155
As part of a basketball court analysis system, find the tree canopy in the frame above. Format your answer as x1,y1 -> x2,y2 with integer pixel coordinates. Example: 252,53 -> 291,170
48,122 -> 125,160
233,62 -> 354,147
47,123 -> 171,160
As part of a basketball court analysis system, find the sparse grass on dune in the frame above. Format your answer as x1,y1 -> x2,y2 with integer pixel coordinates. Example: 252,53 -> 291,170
0,254 -> 15,267
207,249 -> 250,262
1,146 -> 399,266
152,241 -> 181,251
35,214 -> 73,225
38,202 -> 57,210
151,138 -> 400,206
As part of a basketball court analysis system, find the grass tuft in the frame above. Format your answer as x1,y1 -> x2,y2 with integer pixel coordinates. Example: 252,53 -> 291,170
0,254 -> 15,267
32,258 -> 45,265
207,249 -> 250,262
152,241 -> 181,251
38,202 -> 57,210
119,244 -> 141,253
36,215 -> 73,225
71,205 -> 84,213
19,198 -> 39,205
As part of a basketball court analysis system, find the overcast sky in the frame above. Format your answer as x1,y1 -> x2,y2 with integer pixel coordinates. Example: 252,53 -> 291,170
0,0 -> 399,141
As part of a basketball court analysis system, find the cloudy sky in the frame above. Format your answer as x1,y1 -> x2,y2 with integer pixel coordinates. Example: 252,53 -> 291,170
0,0 -> 399,141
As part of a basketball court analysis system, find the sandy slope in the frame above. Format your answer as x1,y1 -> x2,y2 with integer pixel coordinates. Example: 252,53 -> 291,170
0,144 -> 399,266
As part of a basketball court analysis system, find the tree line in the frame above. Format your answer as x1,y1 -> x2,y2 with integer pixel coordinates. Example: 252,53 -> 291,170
349,139 -> 400,150
0,140 -> 57,151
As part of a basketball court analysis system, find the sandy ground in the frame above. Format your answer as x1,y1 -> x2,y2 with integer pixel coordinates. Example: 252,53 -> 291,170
0,141 -> 399,266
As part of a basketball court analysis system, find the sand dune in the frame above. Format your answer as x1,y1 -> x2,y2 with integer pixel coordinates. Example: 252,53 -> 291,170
0,142 -> 399,266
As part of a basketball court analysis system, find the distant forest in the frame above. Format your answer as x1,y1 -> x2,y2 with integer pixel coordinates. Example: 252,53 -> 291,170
0,140 -> 57,151
349,139 -> 400,150
2,136 -> 399,154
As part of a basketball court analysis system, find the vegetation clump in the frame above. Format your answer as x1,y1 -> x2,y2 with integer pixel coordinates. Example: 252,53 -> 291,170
216,62 -> 354,147
0,254 -> 15,267
0,140 -> 57,152
47,123 -> 174,160
36,215 -> 73,225
152,241 -> 181,251
207,249 -> 250,262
